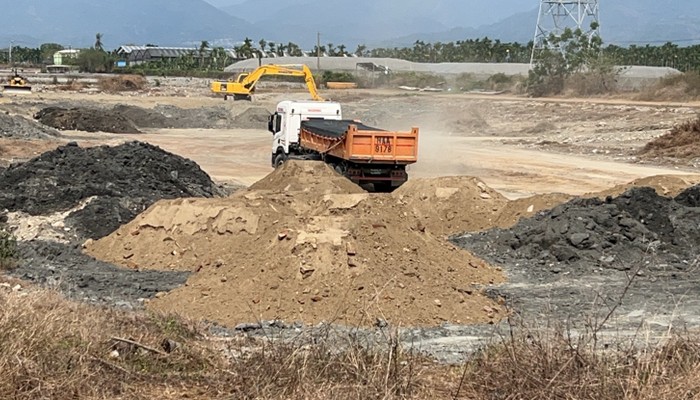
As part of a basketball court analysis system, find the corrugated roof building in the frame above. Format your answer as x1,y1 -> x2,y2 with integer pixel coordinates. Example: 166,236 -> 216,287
115,46 -> 239,65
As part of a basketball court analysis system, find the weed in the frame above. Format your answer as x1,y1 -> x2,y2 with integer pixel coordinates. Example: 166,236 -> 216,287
0,228 -> 17,270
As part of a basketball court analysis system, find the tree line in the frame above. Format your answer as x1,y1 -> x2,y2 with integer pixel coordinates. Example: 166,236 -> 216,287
3,35 -> 700,73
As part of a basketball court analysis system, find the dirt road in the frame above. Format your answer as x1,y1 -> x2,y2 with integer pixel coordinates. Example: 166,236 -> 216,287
58,126 -> 698,198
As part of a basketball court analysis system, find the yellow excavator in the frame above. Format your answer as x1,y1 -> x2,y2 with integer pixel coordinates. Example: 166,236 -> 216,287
210,64 -> 323,101
2,69 -> 32,94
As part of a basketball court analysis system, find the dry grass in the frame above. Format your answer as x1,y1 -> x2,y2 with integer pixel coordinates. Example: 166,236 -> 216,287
0,286 -> 446,399
635,71 -> 700,102
99,75 -> 148,92
454,320 -> 700,399
5,283 -> 700,399
639,116 -> 700,161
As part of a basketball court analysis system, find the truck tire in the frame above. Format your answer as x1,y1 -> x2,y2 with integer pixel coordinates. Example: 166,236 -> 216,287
273,153 -> 287,168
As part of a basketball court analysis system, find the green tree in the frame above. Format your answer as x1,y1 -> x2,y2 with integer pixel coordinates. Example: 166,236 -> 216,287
527,23 -> 611,96
198,40 -> 210,67
40,43 -> 64,64
76,48 -> 113,72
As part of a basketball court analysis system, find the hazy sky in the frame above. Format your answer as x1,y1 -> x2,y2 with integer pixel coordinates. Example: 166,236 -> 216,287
203,0 -> 245,6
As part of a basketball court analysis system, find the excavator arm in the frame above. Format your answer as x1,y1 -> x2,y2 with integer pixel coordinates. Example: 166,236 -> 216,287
211,64 -> 323,101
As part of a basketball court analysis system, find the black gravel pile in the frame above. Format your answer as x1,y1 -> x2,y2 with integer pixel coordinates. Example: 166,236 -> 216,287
14,241 -> 190,308
0,141 -> 224,240
0,112 -> 61,139
452,186 -> 700,275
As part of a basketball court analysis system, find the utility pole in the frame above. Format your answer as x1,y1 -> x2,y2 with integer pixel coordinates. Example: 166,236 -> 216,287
316,32 -> 320,71
8,40 -> 13,65
530,0 -> 600,65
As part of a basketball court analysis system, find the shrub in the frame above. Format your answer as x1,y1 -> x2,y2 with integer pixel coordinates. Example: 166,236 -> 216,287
0,228 -> 16,270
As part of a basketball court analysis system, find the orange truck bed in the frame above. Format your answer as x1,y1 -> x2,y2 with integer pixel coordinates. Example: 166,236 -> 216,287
299,120 -> 418,164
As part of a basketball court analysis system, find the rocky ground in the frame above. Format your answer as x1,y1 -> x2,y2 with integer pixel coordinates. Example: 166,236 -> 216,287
0,84 -> 699,363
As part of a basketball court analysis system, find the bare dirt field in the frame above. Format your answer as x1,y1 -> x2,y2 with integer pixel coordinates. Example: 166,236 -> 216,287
1,83 -> 700,366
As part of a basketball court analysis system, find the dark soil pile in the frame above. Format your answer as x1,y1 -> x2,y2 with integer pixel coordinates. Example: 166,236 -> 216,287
639,117 -> 700,161
0,112 -> 61,139
114,104 -> 234,129
34,107 -> 141,133
0,141 -> 224,240
675,185 -> 700,207
14,241 -> 189,308
112,104 -> 171,128
452,186 -> 700,275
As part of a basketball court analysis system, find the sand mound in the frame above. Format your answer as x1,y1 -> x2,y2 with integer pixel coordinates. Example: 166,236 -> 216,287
495,193 -> 574,228
393,176 -> 508,236
639,117 -> 700,162
98,75 -> 148,92
249,160 -> 366,194
232,107 -> 271,129
86,164 -> 505,327
591,175 -> 700,199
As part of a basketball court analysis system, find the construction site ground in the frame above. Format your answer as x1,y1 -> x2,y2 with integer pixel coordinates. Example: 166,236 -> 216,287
1,83 -> 700,363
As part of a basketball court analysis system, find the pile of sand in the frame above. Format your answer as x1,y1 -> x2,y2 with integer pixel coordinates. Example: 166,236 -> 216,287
249,161 -> 366,194
392,176 -> 508,236
589,175 -> 700,198
86,161 -> 504,327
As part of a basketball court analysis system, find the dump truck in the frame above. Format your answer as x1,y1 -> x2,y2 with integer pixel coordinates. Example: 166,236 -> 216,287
211,64 -> 322,101
268,100 -> 419,191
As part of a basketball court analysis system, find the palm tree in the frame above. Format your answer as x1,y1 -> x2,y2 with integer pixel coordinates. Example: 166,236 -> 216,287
94,33 -> 104,51
198,40 -> 210,67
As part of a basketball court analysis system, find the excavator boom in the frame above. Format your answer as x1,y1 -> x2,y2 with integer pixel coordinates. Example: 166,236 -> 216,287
211,64 -> 323,101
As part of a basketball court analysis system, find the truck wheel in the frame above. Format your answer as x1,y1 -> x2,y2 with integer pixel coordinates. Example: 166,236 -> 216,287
273,153 -> 287,168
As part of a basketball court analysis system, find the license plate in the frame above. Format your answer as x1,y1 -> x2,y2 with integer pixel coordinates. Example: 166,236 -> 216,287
374,136 -> 393,154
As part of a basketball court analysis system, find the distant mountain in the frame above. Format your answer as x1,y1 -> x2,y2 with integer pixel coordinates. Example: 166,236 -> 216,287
383,1 -> 700,48
221,0 -> 534,47
3,0 -> 700,52
0,0 -> 254,49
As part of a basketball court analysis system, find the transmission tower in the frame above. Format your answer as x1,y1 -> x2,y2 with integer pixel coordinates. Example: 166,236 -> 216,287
530,0 -> 600,65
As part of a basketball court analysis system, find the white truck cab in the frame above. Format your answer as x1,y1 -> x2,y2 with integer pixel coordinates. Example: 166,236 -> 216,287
268,100 -> 342,166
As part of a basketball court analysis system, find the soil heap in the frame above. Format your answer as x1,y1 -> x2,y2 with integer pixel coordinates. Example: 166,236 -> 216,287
452,186 -> 700,275
86,161 -> 505,327
639,117 -> 700,163
249,160 -> 366,194
231,107 -> 271,129
35,107 -> 141,134
392,176 -> 508,236
0,112 -> 61,139
0,141 -> 224,241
